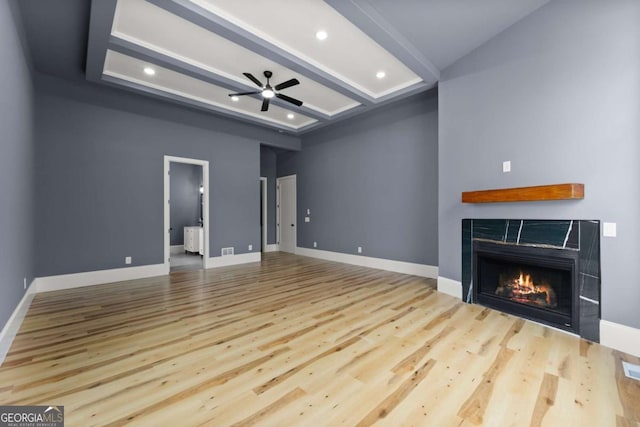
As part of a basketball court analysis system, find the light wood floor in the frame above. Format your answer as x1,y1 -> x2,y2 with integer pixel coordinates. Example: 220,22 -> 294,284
1,253 -> 638,426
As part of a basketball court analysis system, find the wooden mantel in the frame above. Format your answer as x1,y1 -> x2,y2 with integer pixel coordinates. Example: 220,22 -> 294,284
462,183 -> 584,203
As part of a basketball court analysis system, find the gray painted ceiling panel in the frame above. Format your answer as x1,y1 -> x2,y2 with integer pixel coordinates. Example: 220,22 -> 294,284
363,0 -> 551,70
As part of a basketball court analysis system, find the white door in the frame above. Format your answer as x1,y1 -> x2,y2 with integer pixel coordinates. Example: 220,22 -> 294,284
277,175 -> 296,253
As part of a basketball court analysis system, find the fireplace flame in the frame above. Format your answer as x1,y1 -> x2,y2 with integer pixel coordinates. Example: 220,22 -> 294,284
496,271 -> 557,307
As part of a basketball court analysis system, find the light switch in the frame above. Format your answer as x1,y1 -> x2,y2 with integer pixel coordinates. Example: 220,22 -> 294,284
503,161 -> 511,173
603,222 -> 616,237
305,217 -> 310,222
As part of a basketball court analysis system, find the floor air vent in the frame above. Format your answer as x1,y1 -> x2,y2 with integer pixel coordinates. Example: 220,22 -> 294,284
623,361 -> 640,381
221,247 -> 234,256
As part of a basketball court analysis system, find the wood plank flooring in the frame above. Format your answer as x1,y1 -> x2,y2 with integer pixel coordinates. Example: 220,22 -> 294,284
1,252 -> 638,426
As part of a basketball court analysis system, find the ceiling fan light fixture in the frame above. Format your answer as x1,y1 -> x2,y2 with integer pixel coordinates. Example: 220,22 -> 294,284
315,30 -> 328,41
143,66 -> 156,76
262,89 -> 275,98
229,71 -> 302,112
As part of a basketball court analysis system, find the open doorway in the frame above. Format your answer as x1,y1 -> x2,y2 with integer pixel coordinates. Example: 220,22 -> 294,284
164,156 -> 210,272
260,177 -> 267,252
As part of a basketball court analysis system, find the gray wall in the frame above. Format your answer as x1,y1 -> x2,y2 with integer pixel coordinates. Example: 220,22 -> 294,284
34,75 -> 262,276
260,146 -> 277,245
278,91 -> 438,265
438,0 -> 640,328
0,2 -> 35,328
169,162 -> 202,246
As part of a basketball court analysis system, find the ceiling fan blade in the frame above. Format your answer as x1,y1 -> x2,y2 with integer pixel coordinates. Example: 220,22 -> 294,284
243,73 -> 263,88
261,97 -> 270,112
276,93 -> 303,107
228,91 -> 261,97
274,78 -> 299,91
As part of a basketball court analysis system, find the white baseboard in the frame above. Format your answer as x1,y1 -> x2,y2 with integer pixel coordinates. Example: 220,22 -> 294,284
437,276 -> 462,299
34,263 -> 169,293
0,279 -> 37,366
264,244 -> 279,253
205,252 -> 261,269
170,245 -> 184,254
600,319 -> 640,357
295,247 -> 438,278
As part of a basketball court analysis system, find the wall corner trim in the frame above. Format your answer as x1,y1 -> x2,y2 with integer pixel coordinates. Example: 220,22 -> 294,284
34,264 -> 169,293
600,319 -> 640,357
264,244 -> 279,253
0,279 -> 37,366
295,247 -> 438,278
437,276 -> 462,299
205,252 -> 261,269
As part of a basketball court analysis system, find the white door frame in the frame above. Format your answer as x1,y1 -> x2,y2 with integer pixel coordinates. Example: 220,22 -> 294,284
276,174 -> 296,253
164,155 -> 210,270
260,177 -> 267,252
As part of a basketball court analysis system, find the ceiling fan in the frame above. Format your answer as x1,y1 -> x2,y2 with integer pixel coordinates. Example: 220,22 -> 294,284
228,71 -> 303,112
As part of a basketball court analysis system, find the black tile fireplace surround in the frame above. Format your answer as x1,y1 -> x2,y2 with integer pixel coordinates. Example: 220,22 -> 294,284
462,219 -> 601,342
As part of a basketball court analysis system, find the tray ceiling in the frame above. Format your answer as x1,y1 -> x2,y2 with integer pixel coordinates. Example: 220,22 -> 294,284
87,0 -> 434,134
85,0 -> 550,134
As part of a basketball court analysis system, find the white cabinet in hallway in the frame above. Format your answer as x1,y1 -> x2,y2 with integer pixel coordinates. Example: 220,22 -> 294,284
183,226 -> 203,255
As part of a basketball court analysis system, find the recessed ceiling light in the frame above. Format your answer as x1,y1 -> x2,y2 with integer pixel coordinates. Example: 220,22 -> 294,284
315,30 -> 328,41
143,67 -> 156,76
231,96 -> 239,102
287,113 -> 295,120
376,71 -> 386,79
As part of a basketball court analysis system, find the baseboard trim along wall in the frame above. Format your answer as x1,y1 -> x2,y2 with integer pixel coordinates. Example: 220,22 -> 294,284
34,263 -> 169,293
600,319 -> 640,357
437,276 -> 463,299
205,252 -> 261,269
170,245 -> 184,254
0,280 -> 37,366
295,247 -> 438,278
264,244 -> 279,253
32,253 -> 264,294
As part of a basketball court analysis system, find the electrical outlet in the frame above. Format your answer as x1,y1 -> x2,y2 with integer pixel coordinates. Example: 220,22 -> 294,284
313,241 -> 317,248
307,209 -> 311,215
23,277 -> 27,290
357,246 -> 362,254
603,222 -> 616,237
248,244 -> 253,251
503,160 -> 511,173
305,217 -> 310,222
125,256 -> 132,265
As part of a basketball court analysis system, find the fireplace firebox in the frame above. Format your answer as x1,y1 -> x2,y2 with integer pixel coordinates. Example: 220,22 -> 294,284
473,240 -> 579,333
463,219 -> 601,342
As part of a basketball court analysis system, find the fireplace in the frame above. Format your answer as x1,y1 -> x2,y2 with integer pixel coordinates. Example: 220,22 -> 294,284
462,219 -> 601,342
474,240 -> 579,333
